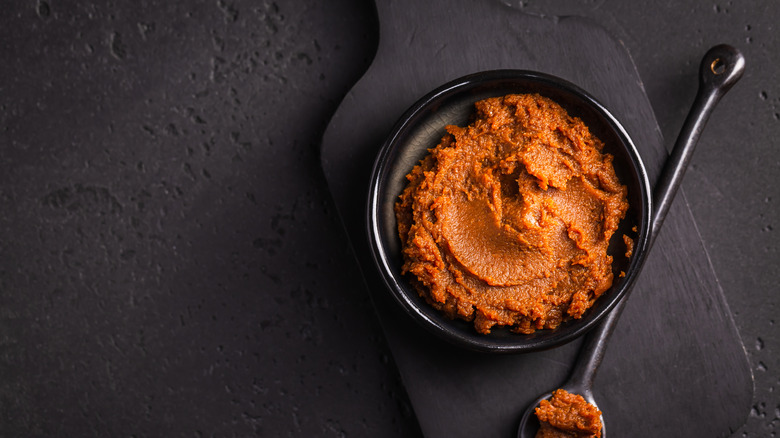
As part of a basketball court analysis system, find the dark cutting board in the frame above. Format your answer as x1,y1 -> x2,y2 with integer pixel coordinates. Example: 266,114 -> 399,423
320,1 -> 753,436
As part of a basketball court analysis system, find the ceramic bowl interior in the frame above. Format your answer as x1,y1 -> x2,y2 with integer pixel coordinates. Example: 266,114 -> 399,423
367,70 -> 652,353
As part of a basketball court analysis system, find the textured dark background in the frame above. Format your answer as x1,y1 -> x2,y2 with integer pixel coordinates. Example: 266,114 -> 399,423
0,1 -> 776,437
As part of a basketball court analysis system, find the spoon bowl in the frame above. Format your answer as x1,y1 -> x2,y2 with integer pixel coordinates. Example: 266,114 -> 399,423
517,387 -> 604,438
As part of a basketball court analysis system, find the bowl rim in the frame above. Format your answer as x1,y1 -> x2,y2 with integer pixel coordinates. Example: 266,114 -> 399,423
366,69 -> 653,353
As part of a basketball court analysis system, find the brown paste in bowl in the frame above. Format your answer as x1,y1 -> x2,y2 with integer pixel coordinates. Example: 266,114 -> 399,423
534,389 -> 603,438
394,94 -> 629,334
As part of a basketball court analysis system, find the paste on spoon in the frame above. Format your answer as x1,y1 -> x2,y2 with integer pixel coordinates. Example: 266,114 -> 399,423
535,389 -> 603,438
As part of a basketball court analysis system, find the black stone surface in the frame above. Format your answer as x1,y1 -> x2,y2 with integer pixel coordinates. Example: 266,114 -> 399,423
0,1 -> 777,437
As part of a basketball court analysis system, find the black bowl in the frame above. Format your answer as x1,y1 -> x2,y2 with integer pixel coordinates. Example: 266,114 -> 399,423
367,70 -> 652,353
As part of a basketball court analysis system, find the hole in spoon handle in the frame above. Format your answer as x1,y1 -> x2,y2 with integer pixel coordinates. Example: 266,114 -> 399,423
650,44 -> 745,242
700,44 -> 746,95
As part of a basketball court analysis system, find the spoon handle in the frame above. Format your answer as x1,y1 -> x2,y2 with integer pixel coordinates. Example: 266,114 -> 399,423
566,294 -> 627,393
650,44 -> 745,246
567,43 -> 745,395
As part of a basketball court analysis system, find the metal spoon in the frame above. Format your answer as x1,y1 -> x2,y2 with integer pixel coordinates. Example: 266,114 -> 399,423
516,43 -> 745,438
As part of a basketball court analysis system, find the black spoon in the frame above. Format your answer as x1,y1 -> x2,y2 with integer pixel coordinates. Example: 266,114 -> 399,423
516,44 -> 745,438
